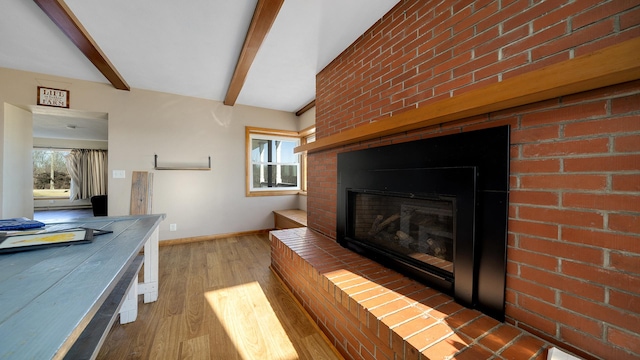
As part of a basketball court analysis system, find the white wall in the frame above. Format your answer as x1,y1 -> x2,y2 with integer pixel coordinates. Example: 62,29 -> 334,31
1,67 -> 299,240
2,103 -> 33,218
298,106 -> 315,131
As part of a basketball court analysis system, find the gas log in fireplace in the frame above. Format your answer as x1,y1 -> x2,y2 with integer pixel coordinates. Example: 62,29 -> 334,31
337,126 -> 509,320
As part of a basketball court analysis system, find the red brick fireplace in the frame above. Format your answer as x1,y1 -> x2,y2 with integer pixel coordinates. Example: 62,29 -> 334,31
282,1 -> 640,359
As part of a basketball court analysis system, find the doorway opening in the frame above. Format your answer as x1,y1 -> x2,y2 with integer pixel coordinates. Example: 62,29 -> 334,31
31,106 -> 108,220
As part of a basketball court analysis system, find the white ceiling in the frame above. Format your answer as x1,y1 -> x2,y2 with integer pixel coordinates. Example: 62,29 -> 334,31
0,0 -> 400,113
30,106 -> 108,141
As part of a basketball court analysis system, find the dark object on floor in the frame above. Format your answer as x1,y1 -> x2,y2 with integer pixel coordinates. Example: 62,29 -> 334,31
91,195 -> 108,216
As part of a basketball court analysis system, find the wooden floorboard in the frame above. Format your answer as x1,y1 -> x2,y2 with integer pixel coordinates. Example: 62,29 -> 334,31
96,234 -> 341,360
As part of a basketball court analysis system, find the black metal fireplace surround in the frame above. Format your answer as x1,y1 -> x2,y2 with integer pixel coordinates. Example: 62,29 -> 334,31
337,126 -> 509,321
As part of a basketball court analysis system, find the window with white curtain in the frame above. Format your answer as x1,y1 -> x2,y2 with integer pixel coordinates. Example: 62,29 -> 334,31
65,149 -> 108,200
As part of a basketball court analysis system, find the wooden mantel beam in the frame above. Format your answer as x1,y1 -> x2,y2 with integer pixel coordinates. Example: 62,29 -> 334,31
295,37 -> 640,154
224,0 -> 284,106
34,0 -> 130,91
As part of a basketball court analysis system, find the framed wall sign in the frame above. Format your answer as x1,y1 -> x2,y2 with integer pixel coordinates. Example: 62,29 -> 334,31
37,86 -> 70,108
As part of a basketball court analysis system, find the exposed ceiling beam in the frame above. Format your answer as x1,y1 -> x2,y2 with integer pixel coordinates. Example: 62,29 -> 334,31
224,0 -> 284,106
34,0 -> 130,90
296,100 -> 315,116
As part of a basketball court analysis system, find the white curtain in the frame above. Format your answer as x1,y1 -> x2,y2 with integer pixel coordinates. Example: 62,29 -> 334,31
65,149 -> 108,200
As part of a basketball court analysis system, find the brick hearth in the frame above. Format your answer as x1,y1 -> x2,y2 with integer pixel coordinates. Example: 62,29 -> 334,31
270,228 -> 553,360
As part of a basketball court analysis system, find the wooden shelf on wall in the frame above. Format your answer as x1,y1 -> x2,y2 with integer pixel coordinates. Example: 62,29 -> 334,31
295,37 -> 640,154
154,155 -> 211,171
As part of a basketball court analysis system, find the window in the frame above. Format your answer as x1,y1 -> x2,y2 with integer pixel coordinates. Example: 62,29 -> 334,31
32,148 -> 71,198
246,127 -> 300,196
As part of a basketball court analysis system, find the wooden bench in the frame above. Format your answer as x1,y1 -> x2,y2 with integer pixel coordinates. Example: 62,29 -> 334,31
273,209 -> 307,229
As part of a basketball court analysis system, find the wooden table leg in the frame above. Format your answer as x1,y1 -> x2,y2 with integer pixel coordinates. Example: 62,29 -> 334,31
138,226 -> 159,303
119,274 -> 138,324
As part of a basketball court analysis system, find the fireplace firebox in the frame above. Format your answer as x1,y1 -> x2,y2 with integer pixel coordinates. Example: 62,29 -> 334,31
337,126 -> 509,320
351,192 -> 456,276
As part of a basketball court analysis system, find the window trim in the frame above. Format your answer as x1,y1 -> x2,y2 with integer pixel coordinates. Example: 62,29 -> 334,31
246,127 -> 301,197
299,125 -> 315,195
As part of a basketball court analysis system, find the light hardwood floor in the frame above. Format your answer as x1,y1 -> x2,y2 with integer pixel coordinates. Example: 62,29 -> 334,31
96,234 -> 341,360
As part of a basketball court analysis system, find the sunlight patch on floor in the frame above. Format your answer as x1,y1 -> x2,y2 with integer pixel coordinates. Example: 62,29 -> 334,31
205,281 -> 300,360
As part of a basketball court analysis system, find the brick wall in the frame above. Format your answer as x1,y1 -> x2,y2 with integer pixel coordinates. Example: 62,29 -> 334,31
307,1 -> 640,359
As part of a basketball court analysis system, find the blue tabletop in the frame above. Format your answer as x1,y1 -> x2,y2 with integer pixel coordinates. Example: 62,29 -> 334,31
0,215 -> 164,360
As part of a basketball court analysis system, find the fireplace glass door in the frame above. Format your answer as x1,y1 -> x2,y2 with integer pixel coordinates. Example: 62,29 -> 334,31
341,166 -> 478,298
349,191 -> 455,281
